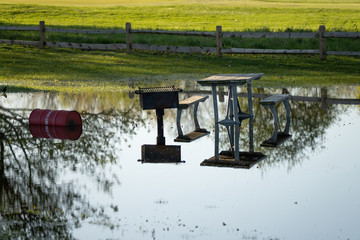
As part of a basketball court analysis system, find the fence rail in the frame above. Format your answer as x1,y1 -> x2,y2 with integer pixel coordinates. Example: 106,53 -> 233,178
1,21 -> 360,59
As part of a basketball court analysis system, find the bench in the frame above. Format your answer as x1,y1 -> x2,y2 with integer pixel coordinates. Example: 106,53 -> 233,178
174,95 -> 210,142
259,94 -> 291,147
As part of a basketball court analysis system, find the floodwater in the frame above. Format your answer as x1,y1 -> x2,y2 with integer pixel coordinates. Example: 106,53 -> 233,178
0,85 -> 359,240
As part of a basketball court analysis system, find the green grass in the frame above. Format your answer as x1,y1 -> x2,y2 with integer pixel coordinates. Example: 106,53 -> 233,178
0,2 -> 359,32
0,1 -> 359,92
1,1 -> 359,51
0,45 -> 359,93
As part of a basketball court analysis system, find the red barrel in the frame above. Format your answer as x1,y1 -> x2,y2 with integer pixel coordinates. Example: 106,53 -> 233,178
29,109 -> 82,126
29,124 -> 82,140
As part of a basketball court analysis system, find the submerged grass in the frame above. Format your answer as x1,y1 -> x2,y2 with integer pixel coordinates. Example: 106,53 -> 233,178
0,45 -> 359,93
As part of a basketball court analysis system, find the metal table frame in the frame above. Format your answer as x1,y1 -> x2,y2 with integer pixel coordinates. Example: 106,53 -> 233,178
197,73 -> 264,161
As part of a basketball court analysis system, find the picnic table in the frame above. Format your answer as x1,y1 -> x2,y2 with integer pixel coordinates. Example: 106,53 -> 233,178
197,73 -> 265,164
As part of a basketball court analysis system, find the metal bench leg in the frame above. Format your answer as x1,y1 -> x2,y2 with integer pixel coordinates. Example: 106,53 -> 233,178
193,102 -> 200,130
283,99 -> 290,134
247,79 -> 253,117
268,104 -> 279,143
176,108 -> 183,137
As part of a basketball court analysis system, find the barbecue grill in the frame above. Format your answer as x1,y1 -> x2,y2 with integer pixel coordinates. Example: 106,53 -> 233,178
135,86 -> 183,163
135,86 -> 182,110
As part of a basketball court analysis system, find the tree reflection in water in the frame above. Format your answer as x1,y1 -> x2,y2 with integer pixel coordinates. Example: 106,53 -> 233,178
233,87 -> 350,171
0,86 -> 358,238
0,104 -> 145,239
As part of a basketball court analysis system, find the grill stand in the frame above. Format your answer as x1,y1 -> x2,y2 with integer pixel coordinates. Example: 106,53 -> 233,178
136,86 -> 183,163
156,109 -> 165,145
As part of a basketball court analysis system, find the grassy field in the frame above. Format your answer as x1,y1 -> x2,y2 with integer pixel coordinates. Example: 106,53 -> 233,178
0,45 -> 359,93
0,0 -> 359,31
0,0 -> 359,92
2,0 -> 360,7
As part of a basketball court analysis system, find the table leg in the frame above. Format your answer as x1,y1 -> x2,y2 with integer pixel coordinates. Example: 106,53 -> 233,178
212,85 -> 219,160
226,86 -> 235,153
232,84 -> 240,161
249,115 -> 254,153
247,79 -> 254,152
247,79 -> 253,117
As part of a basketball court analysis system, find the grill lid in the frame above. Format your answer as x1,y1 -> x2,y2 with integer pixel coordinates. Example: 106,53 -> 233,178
135,86 -> 183,94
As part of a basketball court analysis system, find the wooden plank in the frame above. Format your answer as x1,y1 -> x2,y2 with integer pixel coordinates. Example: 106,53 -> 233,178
222,32 -> 318,39
0,26 -> 39,31
200,151 -> 266,169
198,73 -> 264,86
222,48 -> 319,54
180,91 -> 360,106
0,39 -> 40,46
179,95 -> 208,107
46,28 -> 126,34
260,94 -> 290,105
261,132 -> 292,148
132,44 -> 217,53
174,130 -> 210,143
327,51 -> 360,56
131,29 -> 215,37
323,32 -> 360,39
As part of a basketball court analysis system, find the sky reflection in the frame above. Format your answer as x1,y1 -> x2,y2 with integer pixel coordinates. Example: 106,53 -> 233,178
0,85 -> 359,240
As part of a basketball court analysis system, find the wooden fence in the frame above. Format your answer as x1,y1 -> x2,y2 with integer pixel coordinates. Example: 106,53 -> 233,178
1,21 -> 360,60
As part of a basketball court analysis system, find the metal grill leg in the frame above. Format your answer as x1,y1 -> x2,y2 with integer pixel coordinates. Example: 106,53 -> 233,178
156,109 -> 165,145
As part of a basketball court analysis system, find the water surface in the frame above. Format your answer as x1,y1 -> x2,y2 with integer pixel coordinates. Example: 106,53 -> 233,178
0,85 -> 359,240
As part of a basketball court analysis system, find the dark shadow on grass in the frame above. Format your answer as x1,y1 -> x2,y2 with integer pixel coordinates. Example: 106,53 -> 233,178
2,85 -> 42,93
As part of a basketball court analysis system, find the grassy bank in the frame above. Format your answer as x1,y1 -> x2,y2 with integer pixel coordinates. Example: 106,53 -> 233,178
0,45 -> 359,93
1,0 -> 359,93
1,1 -> 359,32
1,1 -> 360,52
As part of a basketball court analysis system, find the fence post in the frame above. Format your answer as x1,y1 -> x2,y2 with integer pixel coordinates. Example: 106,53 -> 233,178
319,25 -> 326,60
126,22 -> 132,53
216,25 -> 222,57
39,21 -> 45,48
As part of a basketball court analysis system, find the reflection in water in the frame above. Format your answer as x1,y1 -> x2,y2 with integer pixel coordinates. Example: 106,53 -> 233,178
0,100 -> 145,239
0,106 -> 74,239
136,87 -> 183,163
259,94 -> 292,147
0,86 -> 358,239
29,124 -> 83,140
29,108 -> 83,140
1,86 -> 7,98
201,115 -> 266,169
174,95 -> 210,142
